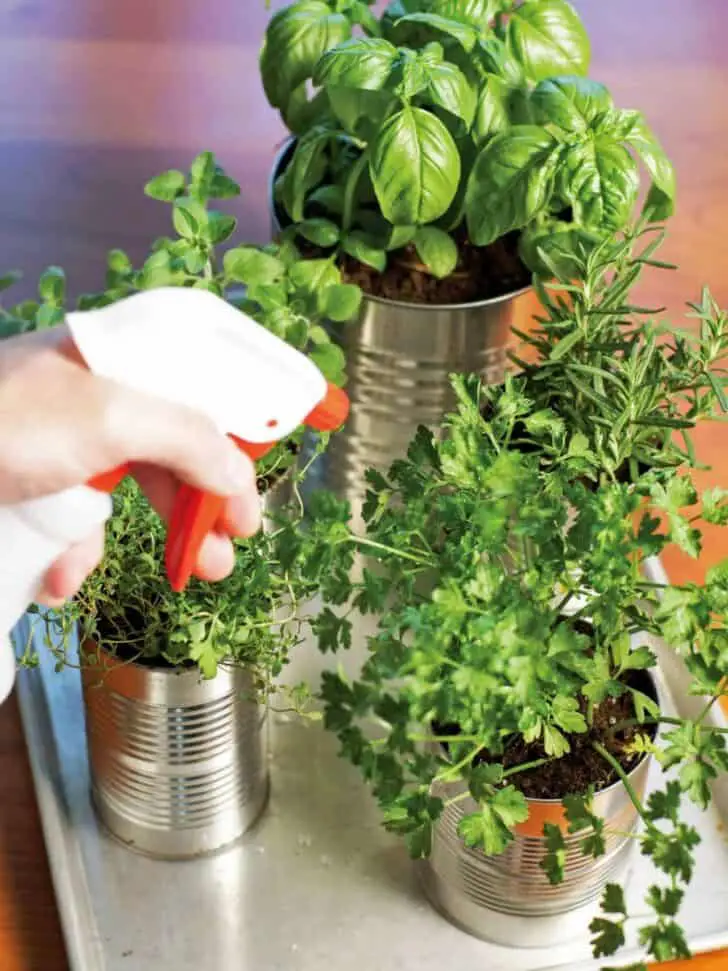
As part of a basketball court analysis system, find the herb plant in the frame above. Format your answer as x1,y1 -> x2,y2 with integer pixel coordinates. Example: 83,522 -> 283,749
511,222 -> 728,482
308,374 -> 728,967
263,0 -> 675,285
4,152 -> 362,685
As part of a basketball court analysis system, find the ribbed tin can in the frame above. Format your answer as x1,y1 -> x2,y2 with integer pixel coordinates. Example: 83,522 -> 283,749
81,648 -> 268,860
269,140 -> 532,519
78,480 -> 290,860
420,752 -> 652,947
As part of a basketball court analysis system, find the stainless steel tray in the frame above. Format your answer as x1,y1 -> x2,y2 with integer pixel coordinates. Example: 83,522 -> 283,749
13,560 -> 728,971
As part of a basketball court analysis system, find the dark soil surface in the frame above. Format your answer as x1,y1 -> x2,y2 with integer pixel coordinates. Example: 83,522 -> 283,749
339,230 -> 530,305
437,667 -> 657,800
499,683 -> 652,799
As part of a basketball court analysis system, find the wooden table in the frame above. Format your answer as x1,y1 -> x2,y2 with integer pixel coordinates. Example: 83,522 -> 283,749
0,1 -> 725,968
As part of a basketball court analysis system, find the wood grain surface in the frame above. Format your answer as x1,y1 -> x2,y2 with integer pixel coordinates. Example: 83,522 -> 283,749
0,1 -> 725,968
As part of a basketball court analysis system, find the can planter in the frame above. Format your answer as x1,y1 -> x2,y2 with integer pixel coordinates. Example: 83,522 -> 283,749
78,480 -> 291,860
269,140 -> 532,517
420,745 -> 652,948
81,645 -> 268,860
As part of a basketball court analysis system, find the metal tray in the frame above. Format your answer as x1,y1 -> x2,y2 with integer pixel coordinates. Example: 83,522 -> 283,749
13,559 -> 728,971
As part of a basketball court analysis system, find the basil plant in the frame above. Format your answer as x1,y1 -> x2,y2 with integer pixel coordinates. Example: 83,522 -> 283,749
261,0 -> 675,280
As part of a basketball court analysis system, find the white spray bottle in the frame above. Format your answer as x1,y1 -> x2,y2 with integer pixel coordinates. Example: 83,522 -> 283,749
0,287 -> 349,703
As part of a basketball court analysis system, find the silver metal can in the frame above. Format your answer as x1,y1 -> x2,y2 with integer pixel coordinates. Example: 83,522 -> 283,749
78,481 -> 289,860
82,648 -> 268,860
269,140 -> 532,521
420,752 -> 652,947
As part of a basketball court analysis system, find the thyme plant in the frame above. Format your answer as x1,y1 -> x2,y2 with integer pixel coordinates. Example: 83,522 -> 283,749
4,152 -> 362,687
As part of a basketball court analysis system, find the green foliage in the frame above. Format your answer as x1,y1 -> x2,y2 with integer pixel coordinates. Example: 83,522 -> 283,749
262,0 -> 674,279
4,152 -> 362,682
306,370 -> 728,968
512,223 -> 728,481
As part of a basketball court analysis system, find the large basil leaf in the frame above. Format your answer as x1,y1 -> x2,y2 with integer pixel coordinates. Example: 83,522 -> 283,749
369,106 -> 461,224
260,2 -> 351,110
431,0 -> 502,27
563,140 -> 640,230
423,61 -> 477,127
465,126 -> 558,245
328,86 -> 391,138
280,126 -> 336,222
624,114 -> 676,222
476,36 -> 525,86
392,12 -> 479,51
472,74 -> 510,144
284,85 -> 331,135
314,37 -> 399,90
506,0 -> 590,82
530,76 -> 613,132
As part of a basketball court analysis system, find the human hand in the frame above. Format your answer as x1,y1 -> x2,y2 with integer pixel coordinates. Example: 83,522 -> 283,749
0,323 -> 261,605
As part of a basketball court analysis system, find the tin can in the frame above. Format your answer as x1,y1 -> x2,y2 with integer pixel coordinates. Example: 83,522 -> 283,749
420,751 -> 652,947
269,140 -> 533,521
82,647 -> 268,860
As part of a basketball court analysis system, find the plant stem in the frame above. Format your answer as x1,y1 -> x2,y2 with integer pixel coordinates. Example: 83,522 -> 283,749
592,741 -> 647,821
437,744 -> 485,782
341,150 -> 369,236
346,534 -> 434,567
503,757 -> 553,778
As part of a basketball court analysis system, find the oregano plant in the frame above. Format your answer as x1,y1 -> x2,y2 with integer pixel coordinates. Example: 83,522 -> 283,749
262,0 -> 675,293
3,152 -> 362,692
304,372 -> 728,967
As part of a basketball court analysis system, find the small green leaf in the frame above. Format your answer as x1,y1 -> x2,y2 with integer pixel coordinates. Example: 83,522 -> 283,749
702,487 -> 728,525
210,172 -> 241,199
144,169 -> 186,202
540,823 -> 566,884
589,916 -> 625,958
38,266 -> 65,305
602,883 -> 627,916
413,227 -> 458,279
551,695 -> 587,734
342,232 -> 387,272
298,218 -> 341,248
308,184 -> 345,215
173,198 -> 207,239
564,139 -> 640,231
183,246 -> 207,274
107,249 -> 132,275
543,724 -> 570,757
322,283 -> 362,321
223,246 -> 285,285
310,342 -> 348,384
549,326 -> 582,361
207,211 -> 237,245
